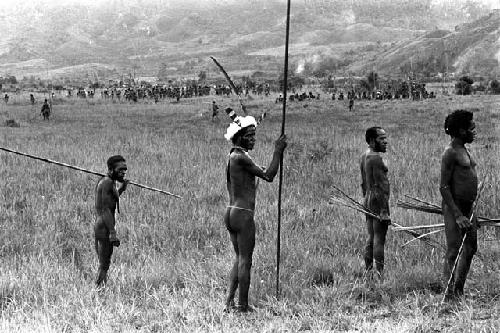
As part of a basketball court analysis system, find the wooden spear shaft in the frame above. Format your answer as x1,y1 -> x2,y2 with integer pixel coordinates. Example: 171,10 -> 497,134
0,146 -> 182,199
276,0 -> 291,298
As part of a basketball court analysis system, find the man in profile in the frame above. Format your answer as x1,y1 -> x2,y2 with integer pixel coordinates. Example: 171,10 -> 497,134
440,110 -> 478,300
223,108 -> 286,312
360,127 -> 390,283
94,155 -> 129,287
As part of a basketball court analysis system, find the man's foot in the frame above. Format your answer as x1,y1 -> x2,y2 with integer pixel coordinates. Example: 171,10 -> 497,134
223,300 -> 237,313
443,291 -> 462,303
374,270 -> 384,284
235,305 -> 255,313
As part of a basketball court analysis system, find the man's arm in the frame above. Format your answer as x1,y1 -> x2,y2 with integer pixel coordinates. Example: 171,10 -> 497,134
366,155 -> 390,220
117,180 -> 128,195
98,180 -> 119,240
237,151 -> 281,182
238,135 -> 287,182
360,155 -> 366,196
440,148 -> 471,228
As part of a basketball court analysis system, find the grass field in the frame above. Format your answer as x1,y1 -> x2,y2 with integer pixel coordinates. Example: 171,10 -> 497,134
0,94 -> 499,332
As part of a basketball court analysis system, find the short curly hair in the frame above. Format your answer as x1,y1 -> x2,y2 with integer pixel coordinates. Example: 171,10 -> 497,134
365,126 -> 383,144
444,110 -> 473,137
107,155 -> 126,170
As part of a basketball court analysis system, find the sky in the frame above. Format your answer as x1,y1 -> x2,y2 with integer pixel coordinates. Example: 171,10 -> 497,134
0,0 -> 498,9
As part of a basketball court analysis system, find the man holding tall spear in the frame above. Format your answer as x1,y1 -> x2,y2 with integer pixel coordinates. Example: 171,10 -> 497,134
440,110 -> 478,300
223,108 -> 287,313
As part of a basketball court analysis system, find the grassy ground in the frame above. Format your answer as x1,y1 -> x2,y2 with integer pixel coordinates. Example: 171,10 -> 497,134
0,94 -> 499,332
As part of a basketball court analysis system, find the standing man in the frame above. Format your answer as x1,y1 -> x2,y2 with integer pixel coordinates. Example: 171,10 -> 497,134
349,97 -> 354,112
212,100 -> 219,121
41,99 -> 51,120
223,109 -> 287,312
440,110 -> 478,300
94,155 -> 129,287
360,127 -> 390,283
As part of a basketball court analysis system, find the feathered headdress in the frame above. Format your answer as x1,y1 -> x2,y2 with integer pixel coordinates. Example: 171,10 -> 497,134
224,108 -> 257,141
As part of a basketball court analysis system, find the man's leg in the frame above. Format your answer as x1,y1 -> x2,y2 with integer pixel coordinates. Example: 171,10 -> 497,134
224,207 -> 239,309
95,238 -> 114,287
443,204 -> 462,297
225,231 -> 239,308
454,226 -> 477,296
373,219 -> 389,281
364,216 -> 375,272
236,215 -> 255,311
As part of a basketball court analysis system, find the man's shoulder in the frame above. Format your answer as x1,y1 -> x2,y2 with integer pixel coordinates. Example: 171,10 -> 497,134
442,146 -> 458,159
97,176 -> 113,188
229,149 -> 254,165
365,151 -> 382,161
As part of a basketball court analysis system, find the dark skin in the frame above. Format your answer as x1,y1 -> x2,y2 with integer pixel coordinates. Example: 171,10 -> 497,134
360,129 -> 390,280
94,161 -> 129,246
440,120 -> 478,297
224,126 -> 287,312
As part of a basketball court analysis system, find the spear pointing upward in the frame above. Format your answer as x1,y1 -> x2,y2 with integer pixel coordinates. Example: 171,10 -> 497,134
0,146 -> 182,199
276,0 -> 292,298
210,56 -> 247,114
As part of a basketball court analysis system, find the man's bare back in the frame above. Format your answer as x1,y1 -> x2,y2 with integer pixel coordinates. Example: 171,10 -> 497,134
223,119 -> 286,312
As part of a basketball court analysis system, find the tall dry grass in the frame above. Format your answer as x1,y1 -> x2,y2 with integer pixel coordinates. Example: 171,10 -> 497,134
0,94 -> 499,332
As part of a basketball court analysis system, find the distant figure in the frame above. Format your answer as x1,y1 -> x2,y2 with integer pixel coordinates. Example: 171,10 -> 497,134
41,99 -> 51,120
30,94 -> 35,105
349,98 -> 354,112
4,94 -> 9,104
212,101 -> 219,120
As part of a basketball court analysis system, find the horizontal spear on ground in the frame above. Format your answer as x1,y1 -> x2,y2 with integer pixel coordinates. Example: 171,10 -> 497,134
0,146 -> 182,199
329,185 -> 444,250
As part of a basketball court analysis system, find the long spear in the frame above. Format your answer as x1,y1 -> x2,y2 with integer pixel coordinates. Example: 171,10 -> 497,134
0,146 -> 182,199
276,0 -> 291,298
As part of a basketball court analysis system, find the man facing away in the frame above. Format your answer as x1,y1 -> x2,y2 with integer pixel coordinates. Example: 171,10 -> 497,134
223,109 -> 287,312
440,109 -> 478,300
94,155 -> 128,287
360,127 -> 390,283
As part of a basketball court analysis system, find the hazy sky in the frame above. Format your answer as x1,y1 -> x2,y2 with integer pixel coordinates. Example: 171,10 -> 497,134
0,0 -> 498,9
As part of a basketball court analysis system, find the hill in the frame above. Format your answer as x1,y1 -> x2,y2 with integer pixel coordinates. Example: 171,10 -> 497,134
0,0 -> 497,83
349,10 -> 500,77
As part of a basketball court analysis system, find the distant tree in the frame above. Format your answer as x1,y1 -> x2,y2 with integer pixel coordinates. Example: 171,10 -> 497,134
455,76 -> 473,95
360,79 -> 371,91
462,0 -> 488,20
7,75 -> 17,84
278,70 -> 304,91
367,71 -> 378,91
490,79 -> 500,94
